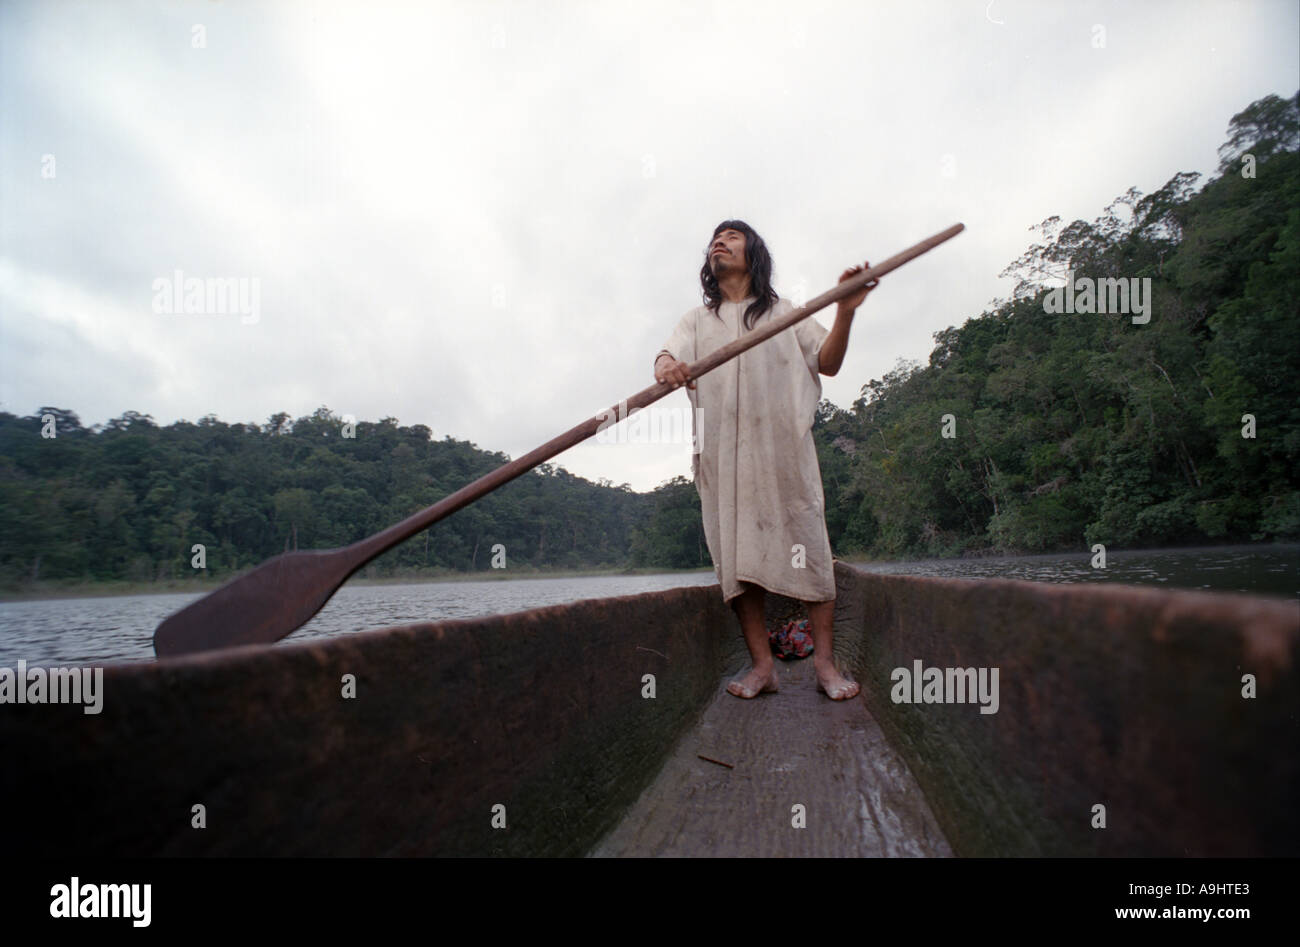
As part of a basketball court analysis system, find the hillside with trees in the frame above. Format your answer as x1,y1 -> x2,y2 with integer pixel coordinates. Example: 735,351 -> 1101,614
813,91 -> 1299,558
0,408 -> 679,585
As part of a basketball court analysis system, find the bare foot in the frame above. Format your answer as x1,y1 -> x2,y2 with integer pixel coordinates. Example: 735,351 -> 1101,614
815,663 -> 860,701
727,665 -> 779,699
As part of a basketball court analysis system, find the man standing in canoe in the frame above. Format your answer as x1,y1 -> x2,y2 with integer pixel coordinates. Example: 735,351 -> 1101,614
653,220 -> 874,701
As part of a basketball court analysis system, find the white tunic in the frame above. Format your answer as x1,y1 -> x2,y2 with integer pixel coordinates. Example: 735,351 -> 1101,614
660,296 -> 836,603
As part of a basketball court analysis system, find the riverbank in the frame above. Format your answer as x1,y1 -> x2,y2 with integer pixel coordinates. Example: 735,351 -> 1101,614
0,564 -> 718,603
7,542 -> 1296,604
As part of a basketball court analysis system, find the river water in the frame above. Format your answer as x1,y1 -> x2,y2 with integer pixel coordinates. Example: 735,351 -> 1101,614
0,544 -> 1294,666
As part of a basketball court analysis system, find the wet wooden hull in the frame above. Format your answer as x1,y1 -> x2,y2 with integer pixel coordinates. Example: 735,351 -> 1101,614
2,562 -> 1295,856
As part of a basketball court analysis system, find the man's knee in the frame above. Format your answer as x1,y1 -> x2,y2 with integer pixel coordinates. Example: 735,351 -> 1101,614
730,582 -> 765,613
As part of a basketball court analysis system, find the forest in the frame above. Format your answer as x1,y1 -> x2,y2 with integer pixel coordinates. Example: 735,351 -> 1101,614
1,92 -> 1296,588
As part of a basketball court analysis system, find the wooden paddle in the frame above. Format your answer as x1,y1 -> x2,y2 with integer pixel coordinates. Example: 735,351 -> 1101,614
153,222 -> 965,657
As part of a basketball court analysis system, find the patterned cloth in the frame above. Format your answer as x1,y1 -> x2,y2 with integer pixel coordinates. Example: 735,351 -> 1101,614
769,618 -> 815,660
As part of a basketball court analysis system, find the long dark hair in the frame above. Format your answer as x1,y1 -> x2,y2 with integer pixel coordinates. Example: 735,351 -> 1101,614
699,219 -> 779,330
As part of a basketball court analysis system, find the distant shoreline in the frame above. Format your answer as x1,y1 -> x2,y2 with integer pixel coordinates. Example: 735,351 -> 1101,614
4,541 -> 1291,604
0,565 -> 719,603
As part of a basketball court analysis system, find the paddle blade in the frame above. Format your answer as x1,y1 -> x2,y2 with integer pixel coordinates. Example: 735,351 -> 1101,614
153,549 -> 355,658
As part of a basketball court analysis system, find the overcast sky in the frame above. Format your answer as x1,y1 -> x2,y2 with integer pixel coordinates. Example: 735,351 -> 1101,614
1,0 -> 1296,492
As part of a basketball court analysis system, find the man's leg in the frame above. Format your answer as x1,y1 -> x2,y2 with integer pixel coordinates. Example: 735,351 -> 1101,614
727,581 -> 778,698
807,598 -> 860,700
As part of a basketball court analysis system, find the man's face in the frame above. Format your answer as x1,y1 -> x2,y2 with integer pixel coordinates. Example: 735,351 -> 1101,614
708,228 -> 746,276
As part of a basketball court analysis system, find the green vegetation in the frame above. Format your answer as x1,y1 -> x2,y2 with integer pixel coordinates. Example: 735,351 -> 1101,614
0,408 -> 708,587
1,92 -> 1296,589
815,91 -> 1299,558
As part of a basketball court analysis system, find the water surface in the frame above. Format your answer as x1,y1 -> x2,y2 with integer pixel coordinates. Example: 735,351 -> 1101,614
1,544 -> 1294,667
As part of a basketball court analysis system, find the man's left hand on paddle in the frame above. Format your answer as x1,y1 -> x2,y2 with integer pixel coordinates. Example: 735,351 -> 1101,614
837,260 -> 878,312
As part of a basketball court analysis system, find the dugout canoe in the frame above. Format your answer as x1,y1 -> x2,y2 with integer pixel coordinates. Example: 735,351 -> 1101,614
2,561 -> 1296,857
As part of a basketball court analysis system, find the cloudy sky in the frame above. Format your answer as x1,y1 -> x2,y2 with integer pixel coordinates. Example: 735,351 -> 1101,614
1,0 -> 1296,492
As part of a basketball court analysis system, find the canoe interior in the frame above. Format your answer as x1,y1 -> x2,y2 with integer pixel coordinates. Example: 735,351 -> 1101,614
2,562 -> 1296,856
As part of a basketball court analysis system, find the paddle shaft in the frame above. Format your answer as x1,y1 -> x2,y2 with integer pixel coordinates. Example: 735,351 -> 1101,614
152,222 -> 964,656
350,222 -> 965,563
